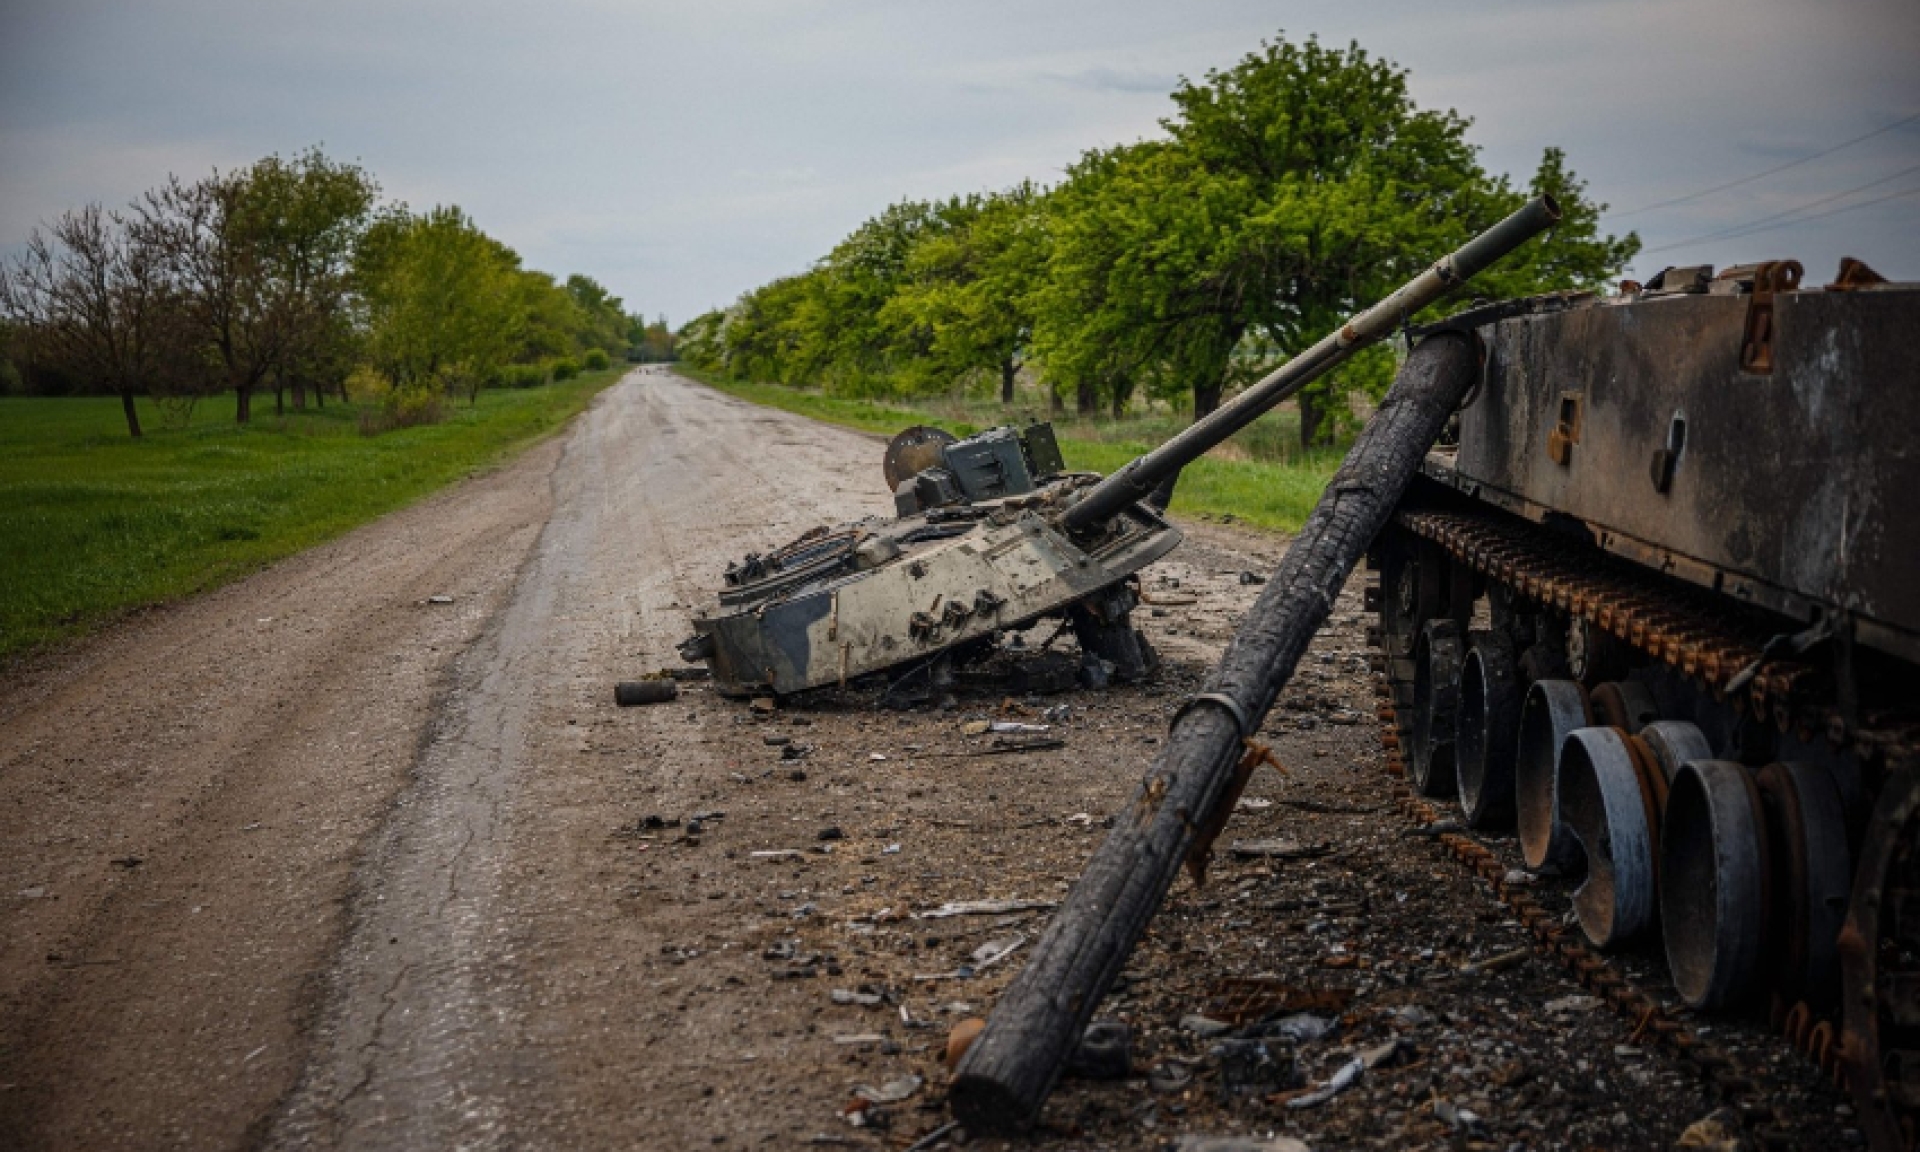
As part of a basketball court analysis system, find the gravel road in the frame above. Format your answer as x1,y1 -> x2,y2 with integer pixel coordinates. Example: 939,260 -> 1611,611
0,369 -> 1849,1151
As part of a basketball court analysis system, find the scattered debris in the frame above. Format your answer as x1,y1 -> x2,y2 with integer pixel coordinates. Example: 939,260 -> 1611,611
1174,1137 -> 1309,1152
831,988 -> 883,1007
1238,571 -> 1267,585
1211,1037 -> 1299,1097
782,744 -> 812,761
1181,1014 -> 1236,1038
945,1017 -> 985,1068
751,697 -> 777,714
1676,1107 -> 1743,1150
425,594 -> 454,604
1243,1012 -> 1336,1044
913,899 -> 1056,920
903,1121 -> 961,1152
818,825 -> 845,841
1065,1020 -> 1132,1081
1278,798 -> 1383,815
1460,946 -> 1532,974
852,1074 -> 921,1105
615,680 -> 677,706
1227,839 -> 1333,861
1148,1061 -> 1195,1093
1545,994 -> 1605,1014
1204,978 -> 1355,1025
968,935 -> 1026,970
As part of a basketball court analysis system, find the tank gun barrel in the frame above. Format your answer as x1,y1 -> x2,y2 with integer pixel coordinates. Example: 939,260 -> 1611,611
1058,194 -> 1561,533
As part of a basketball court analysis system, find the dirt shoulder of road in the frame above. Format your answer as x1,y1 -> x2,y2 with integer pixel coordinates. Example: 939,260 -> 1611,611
0,407 -> 570,1149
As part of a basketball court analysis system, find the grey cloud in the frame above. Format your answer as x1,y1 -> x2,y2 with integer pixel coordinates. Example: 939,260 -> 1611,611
2,0 -> 1916,324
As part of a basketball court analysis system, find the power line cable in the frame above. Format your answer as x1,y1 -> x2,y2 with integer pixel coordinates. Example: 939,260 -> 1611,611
1643,183 -> 1920,255
1641,161 -> 1920,253
1608,110 -> 1920,219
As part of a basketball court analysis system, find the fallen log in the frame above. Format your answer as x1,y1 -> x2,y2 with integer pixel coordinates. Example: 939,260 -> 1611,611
949,327 -> 1488,1133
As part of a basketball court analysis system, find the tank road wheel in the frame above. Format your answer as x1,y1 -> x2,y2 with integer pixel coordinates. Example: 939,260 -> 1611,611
1516,679 -> 1593,872
1409,620 -> 1463,798
1755,761 -> 1852,1006
1379,533 -> 1442,660
1639,720 -> 1713,788
1589,680 -> 1661,733
1457,631 -> 1522,829
1558,726 -> 1660,948
1841,762 -> 1920,1152
1661,760 -> 1770,1009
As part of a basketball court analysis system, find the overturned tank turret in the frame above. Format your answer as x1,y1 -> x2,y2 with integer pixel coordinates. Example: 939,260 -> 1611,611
678,196 -> 1564,698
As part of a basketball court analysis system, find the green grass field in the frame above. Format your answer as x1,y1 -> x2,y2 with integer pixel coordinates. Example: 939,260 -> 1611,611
682,369 -> 1342,537
0,367 -> 625,659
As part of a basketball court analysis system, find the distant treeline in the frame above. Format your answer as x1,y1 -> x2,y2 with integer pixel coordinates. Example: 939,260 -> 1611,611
678,35 -> 1640,446
0,147 -> 675,438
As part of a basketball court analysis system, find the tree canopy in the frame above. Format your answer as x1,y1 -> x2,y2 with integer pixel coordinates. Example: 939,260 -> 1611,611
683,33 -> 1639,445
1,146 -> 666,434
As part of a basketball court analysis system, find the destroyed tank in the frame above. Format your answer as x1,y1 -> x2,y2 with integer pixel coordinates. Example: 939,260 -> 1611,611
675,417 -> 1181,698
1367,257 -> 1920,1146
678,199 -> 1563,703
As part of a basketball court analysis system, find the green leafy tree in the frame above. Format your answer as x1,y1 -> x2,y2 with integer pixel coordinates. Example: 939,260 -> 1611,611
883,183 -> 1046,402
565,274 -> 628,356
355,205 -> 523,405
138,149 -> 379,423
233,148 -> 379,413
1038,34 -> 1637,442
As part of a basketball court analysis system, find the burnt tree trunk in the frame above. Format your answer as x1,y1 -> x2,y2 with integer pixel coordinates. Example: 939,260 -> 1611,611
950,332 -> 1480,1133
1000,358 -> 1017,404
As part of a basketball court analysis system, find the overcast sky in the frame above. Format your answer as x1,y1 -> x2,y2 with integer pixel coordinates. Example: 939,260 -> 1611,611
3,0 -> 1916,325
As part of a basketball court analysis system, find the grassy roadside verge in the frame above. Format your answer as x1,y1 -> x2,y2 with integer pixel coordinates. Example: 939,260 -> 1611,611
678,366 -> 1341,537
0,365 -> 627,660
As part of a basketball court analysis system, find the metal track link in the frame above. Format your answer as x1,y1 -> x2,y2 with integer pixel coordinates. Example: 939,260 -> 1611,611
1395,509 -> 1920,771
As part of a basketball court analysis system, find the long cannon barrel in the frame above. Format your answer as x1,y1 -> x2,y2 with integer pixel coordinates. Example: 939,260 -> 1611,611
1058,193 -> 1560,533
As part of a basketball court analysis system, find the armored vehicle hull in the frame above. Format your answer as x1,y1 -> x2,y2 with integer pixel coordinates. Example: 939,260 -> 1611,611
1369,263 -> 1920,1147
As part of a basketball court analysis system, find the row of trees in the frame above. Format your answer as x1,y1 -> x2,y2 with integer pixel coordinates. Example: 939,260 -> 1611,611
679,36 -> 1639,445
0,148 -> 661,437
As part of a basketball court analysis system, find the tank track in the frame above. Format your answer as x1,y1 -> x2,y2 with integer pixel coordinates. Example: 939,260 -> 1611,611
1368,504 -> 1920,1149
1394,509 -> 1920,759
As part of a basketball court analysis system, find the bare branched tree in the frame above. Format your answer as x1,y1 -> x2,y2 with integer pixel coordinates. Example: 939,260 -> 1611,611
0,203 -> 196,438
136,173 -> 289,424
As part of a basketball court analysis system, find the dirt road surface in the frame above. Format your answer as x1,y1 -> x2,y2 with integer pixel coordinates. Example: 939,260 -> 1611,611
1,369 -> 1849,1150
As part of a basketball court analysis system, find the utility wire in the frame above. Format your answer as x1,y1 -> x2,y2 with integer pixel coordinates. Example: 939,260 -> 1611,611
1640,161 -> 1920,253
1608,110 -> 1920,219
1643,183 -> 1920,255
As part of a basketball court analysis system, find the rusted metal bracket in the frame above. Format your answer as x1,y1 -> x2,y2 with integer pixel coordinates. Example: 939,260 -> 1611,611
1740,260 -> 1803,374
1547,390 -> 1584,466
1824,256 -> 1887,292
